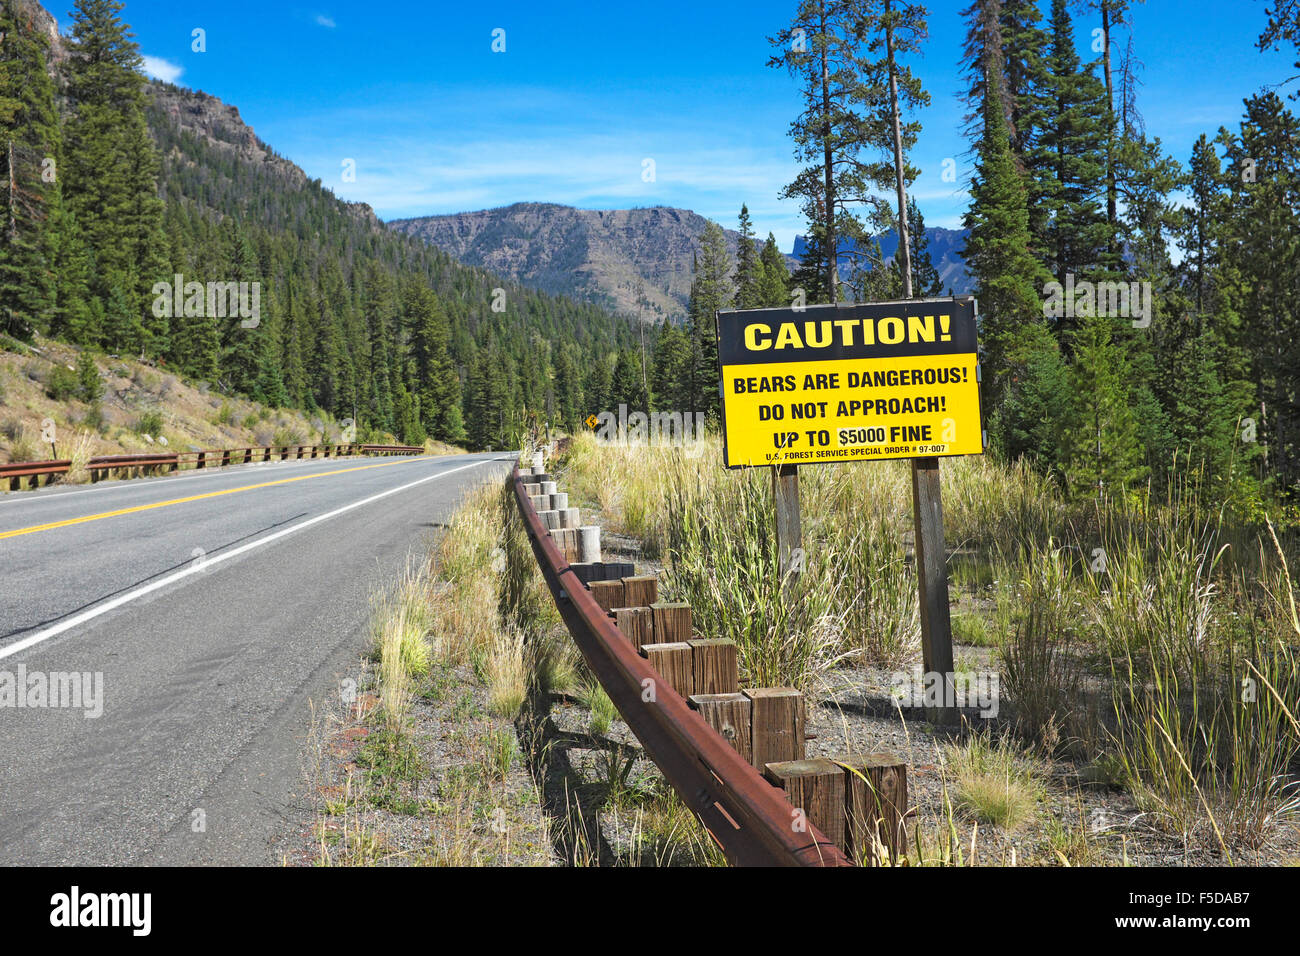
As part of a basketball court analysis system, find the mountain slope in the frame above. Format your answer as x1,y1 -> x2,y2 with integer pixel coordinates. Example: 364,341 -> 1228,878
390,203 -> 765,323
391,203 -> 972,317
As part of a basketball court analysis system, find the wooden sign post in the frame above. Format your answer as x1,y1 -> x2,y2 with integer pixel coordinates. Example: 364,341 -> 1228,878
716,298 -> 980,727
911,457 -> 957,725
772,462 -> 802,585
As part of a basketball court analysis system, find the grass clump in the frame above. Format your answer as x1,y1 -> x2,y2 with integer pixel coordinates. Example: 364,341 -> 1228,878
946,734 -> 1040,832
579,678 -> 619,737
952,612 -> 995,647
484,629 -> 527,719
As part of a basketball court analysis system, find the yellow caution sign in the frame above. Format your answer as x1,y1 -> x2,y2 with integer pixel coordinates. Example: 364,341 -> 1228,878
716,299 -> 985,468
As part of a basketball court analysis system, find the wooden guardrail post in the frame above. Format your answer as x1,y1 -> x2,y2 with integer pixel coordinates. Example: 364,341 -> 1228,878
689,638 -> 739,694
651,602 -> 691,643
642,642 -> 695,697
690,693 -> 753,764
577,526 -> 601,563
612,606 -> 654,650
745,687 -> 805,769
839,753 -> 908,865
764,758 -> 846,852
622,575 -> 658,607
589,579 -> 625,612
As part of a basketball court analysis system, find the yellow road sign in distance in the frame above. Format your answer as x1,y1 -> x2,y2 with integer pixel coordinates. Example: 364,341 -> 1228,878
716,298 -> 984,468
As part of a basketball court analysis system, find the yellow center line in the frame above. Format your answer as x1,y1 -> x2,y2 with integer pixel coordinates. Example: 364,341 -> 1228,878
0,456 -> 435,541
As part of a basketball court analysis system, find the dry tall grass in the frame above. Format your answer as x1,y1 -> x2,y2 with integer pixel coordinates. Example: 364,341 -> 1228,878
557,430 -> 1300,852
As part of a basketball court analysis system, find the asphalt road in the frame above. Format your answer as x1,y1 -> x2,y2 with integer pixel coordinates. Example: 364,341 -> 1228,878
0,450 -> 514,865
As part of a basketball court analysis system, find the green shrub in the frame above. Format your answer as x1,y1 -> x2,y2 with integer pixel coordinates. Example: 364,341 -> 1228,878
46,365 -> 78,401
136,410 -> 165,436
272,426 -> 305,448
76,354 -> 102,404
81,403 -> 106,433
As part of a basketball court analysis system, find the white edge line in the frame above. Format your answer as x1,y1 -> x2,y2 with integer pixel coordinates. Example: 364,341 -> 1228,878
0,456 -> 503,662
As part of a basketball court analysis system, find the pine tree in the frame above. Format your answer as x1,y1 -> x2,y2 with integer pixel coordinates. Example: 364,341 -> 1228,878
63,0 -> 166,350
585,350 -> 613,420
1031,0 -> 1111,300
361,264 -> 397,433
1260,1 -> 1300,98
1178,134 -> 1223,324
1218,92 -> 1300,488
757,233 -> 791,307
999,0 -> 1051,159
893,199 -> 943,296
734,204 -> 762,309
466,340 -> 509,450
0,0 -> 62,336
1060,315 -> 1147,500
610,349 -> 648,415
404,283 -> 463,443
769,0 -> 886,301
651,322 -> 691,412
790,225 -> 834,305
689,222 -> 731,417
857,0 -> 931,298
44,198 -> 95,343
552,343 -> 585,428
962,64 -> 1049,410
959,0 -> 1008,147
994,320 -> 1070,466
218,221 -> 260,390
75,350 -> 101,403
1079,0 -> 1142,264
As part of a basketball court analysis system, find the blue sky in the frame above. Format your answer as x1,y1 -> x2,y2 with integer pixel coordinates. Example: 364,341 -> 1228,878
75,0 -> 1299,251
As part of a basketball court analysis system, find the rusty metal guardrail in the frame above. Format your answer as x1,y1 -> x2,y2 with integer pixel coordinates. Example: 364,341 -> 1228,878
2,443 -> 425,490
511,464 -> 850,867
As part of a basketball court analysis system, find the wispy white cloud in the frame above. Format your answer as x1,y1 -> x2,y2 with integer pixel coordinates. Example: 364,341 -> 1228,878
267,83 -> 970,254
315,14 -> 336,28
141,55 -> 183,84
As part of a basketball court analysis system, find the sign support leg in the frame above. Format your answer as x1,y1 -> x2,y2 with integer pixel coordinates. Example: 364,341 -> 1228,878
911,457 -> 956,725
772,463 -> 802,586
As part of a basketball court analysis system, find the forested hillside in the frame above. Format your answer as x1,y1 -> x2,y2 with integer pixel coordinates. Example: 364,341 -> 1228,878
0,0 -> 636,451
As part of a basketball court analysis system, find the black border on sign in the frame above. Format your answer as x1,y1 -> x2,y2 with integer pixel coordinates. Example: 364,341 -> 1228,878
714,296 -> 984,470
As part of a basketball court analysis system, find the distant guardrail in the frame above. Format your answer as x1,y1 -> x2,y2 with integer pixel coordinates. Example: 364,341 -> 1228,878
0,443 -> 424,491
